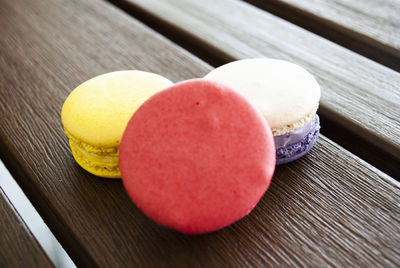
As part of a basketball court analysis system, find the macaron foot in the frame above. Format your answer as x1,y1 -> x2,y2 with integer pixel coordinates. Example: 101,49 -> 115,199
276,115 -> 320,165
69,139 -> 120,178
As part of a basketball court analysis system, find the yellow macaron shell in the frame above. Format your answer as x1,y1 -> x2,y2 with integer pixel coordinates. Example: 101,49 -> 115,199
61,70 -> 174,178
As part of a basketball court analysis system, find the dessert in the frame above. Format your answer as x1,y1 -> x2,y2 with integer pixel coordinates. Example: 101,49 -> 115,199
119,79 -> 275,233
61,70 -> 173,178
204,58 -> 321,164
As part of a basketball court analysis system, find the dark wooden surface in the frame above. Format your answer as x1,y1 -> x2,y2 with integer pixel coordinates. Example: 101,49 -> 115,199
0,187 -> 53,268
0,0 -> 399,267
245,0 -> 400,71
110,0 -> 400,178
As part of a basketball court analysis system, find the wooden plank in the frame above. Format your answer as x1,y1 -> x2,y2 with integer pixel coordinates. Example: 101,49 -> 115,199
108,0 -> 400,178
0,187 -> 53,268
244,0 -> 400,71
0,0 -> 400,266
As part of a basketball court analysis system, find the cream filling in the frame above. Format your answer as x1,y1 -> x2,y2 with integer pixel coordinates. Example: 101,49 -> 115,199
69,139 -> 120,177
71,139 -> 119,166
271,106 -> 318,136
65,130 -> 120,176
65,129 -> 118,154
274,115 -> 315,148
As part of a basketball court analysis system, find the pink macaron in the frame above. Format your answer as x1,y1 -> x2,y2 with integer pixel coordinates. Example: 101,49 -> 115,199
119,79 -> 275,234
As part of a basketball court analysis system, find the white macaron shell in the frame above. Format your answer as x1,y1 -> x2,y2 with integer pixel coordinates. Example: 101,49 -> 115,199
204,59 -> 320,130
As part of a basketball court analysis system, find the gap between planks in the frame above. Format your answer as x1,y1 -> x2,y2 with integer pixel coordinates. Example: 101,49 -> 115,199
243,0 -> 400,72
0,187 -> 54,268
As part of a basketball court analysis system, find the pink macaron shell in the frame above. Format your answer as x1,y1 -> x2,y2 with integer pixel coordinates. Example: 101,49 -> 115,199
119,79 -> 275,234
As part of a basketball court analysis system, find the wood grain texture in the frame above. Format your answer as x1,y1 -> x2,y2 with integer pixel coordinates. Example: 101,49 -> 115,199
276,0 -> 400,49
0,187 -> 53,268
0,0 -> 400,267
110,0 -> 400,178
244,0 -> 400,71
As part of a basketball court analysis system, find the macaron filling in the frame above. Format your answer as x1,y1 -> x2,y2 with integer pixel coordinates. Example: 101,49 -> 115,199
275,115 -> 320,165
65,130 -> 120,178
274,115 -> 315,148
270,108 -> 317,136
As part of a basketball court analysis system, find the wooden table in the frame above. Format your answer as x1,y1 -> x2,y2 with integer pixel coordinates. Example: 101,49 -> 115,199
0,0 -> 399,267
0,187 -> 53,267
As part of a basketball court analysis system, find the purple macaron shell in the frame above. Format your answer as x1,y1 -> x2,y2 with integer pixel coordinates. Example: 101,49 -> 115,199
275,115 -> 320,165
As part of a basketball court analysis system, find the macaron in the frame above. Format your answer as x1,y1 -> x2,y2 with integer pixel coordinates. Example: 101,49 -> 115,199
204,58 -> 321,165
61,70 -> 173,178
119,79 -> 276,234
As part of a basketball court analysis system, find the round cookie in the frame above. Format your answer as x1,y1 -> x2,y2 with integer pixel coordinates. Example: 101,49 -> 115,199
119,79 -> 276,234
61,70 -> 173,178
204,58 -> 321,164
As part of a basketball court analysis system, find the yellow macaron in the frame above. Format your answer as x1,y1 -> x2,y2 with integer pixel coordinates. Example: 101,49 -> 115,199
61,70 -> 173,178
